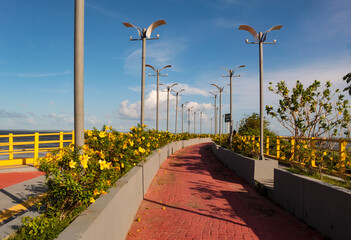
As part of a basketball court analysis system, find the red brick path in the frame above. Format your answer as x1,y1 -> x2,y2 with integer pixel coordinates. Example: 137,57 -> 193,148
0,171 -> 44,189
127,143 -> 324,240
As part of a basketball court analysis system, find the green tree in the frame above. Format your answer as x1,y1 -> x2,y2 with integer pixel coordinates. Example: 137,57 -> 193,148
237,113 -> 277,138
343,72 -> 351,95
266,80 -> 351,138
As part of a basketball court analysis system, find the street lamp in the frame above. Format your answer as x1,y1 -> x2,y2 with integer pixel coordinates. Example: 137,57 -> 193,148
221,65 -> 245,143
239,24 -> 282,160
74,0 -> 85,150
209,91 -> 218,135
123,20 -> 166,126
210,117 -> 213,135
146,64 -> 171,131
193,111 -> 197,134
181,101 -> 189,133
187,106 -> 193,133
160,83 -> 178,131
200,111 -> 203,134
173,89 -> 185,134
211,84 -> 226,137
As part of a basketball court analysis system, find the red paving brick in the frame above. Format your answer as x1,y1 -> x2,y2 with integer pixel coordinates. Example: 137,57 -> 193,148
127,143 -> 324,240
0,171 -> 44,189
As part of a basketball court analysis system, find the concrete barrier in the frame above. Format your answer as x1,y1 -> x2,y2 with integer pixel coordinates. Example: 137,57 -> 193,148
211,143 -> 278,185
274,168 -> 351,240
57,138 -> 211,240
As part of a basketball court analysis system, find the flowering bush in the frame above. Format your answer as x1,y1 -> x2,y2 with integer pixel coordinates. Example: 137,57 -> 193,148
10,125 -> 207,240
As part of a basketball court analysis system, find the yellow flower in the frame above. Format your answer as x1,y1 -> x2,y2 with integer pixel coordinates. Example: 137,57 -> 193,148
142,137 -> 145,140
139,147 -> 146,154
98,160 -> 111,170
90,197 -> 95,203
122,143 -> 128,149
105,126 -> 110,131
330,157 -> 333,160
94,189 -> 99,196
69,160 -> 76,169
256,143 -> 259,147
79,154 -> 90,169
99,151 -> 105,159
87,130 -> 93,137
121,162 -> 125,168
129,140 -> 134,146
303,145 -> 307,149
99,131 -> 106,138
147,143 -> 150,147
323,152 -> 327,156
101,190 -> 107,194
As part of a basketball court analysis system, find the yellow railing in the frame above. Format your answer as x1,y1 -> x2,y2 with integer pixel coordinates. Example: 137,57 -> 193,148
241,135 -> 351,173
0,131 -> 74,166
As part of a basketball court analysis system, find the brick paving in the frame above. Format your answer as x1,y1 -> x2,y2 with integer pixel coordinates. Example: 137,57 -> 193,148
127,143 -> 324,240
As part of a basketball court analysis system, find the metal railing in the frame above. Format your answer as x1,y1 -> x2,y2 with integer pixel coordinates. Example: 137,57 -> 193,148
240,135 -> 351,174
0,131 -> 74,166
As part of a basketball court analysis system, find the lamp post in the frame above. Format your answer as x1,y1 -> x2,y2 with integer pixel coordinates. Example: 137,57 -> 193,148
173,89 -> 185,134
211,84 -> 226,137
210,117 -> 213,135
181,101 -> 189,133
239,24 -> 282,160
123,20 -> 166,126
193,111 -> 196,134
200,111 -> 203,134
187,106 -> 193,133
221,65 -> 245,143
160,83 -> 178,131
74,0 -> 85,150
209,91 -> 218,135
146,64 -> 171,131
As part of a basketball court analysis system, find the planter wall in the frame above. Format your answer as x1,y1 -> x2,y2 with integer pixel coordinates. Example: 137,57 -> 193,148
57,138 -> 212,240
274,168 -> 351,240
211,143 -> 278,185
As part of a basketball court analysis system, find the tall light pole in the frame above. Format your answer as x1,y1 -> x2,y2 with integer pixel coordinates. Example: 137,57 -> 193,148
200,111 -> 203,134
211,84 -> 226,137
181,101 -> 189,133
193,111 -> 197,134
173,89 -> 185,134
146,64 -> 171,131
123,20 -> 166,126
187,106 -> 193,133
239,24 -> 282,160
74,0 -> 85,150
210,117 -> 213,135
209,91 -> 218,135
160,83 -> 178,131
221,65 -> 245,143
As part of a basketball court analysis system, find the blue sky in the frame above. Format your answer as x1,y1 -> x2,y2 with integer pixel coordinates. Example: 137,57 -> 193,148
0,0 -> 350,134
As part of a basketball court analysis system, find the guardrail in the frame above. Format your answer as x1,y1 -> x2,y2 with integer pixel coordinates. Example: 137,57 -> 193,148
240,135 -> 351,174
0,131 -> 74,166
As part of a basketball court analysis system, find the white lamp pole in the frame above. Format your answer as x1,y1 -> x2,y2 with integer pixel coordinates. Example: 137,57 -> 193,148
123,20 -> 166,126
239,24 -> 282,160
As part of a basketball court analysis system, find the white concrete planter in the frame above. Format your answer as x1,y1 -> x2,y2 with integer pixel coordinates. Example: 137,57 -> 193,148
57,138 -> 212,240
274,168 -> 351,240
211,143 -> 278,185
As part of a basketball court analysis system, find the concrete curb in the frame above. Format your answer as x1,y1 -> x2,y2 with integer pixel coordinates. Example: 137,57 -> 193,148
210,142 -> 278,185
57,138 -> 212,240
274,168 -> 351,240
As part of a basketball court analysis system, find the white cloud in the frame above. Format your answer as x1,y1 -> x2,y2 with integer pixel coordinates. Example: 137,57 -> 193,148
0,109 -> 27,118
85,2 -> 125,19
0,70 -> 71,78
43,112 -> 74,125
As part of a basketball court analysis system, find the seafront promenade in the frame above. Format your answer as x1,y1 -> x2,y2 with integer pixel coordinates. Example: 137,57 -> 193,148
127,143 -> 323,239
0,142 -> 325,239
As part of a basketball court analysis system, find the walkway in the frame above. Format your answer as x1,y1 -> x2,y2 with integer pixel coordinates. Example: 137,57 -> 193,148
127,143 -> 324,240
0,166 -> 46,239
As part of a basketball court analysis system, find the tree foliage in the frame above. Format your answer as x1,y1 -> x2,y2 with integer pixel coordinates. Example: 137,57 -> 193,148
343,72 -> 351,96
237,113 -> 276,138
266,80 -> 351,138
